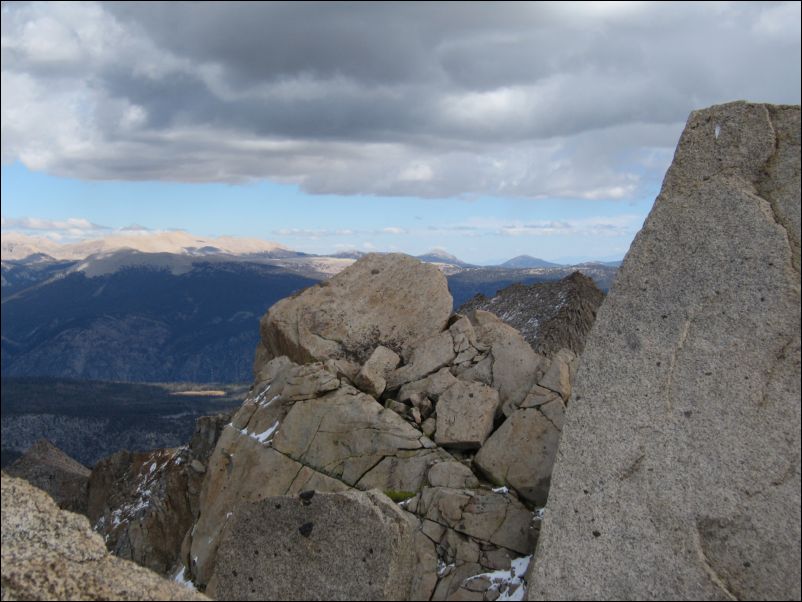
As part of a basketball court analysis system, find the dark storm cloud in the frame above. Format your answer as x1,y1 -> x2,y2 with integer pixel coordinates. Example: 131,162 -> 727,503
2,1 -> 800,197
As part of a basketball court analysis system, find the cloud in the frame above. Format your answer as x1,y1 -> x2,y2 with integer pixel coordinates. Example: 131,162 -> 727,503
424,214 -> 644,238
2,216 -> 109,232
1,214 -> 111,242
2,2 -> 799,199
272,226 -> 407,238
495,215 -> 643,238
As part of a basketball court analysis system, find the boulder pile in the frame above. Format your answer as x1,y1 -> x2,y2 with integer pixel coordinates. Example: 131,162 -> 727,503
182,252 -> 582,600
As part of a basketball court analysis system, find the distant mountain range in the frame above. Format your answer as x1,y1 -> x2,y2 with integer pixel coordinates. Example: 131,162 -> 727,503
0,231 -> 301,261
1,231 -> 619,383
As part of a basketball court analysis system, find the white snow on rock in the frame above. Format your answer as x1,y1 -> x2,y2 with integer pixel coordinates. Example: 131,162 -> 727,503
463,555 -> 532,601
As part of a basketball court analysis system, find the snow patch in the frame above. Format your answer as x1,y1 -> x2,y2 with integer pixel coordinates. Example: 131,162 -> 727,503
492,486 -> 510,494
239,420 -> 280,445
172,565 -> 197,591
463,555 -> 532,601
437,559 -> 454,577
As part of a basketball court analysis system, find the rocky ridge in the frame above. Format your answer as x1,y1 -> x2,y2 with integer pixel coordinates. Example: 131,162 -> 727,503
4,438 -> 90,514
87,412 -> 231,576
458,271 -> 605,357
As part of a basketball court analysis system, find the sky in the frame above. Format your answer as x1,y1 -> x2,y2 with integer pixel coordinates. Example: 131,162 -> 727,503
2,1 -> 800,264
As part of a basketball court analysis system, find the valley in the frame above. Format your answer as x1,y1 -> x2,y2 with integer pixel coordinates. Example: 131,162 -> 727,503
0,377 -> 245,468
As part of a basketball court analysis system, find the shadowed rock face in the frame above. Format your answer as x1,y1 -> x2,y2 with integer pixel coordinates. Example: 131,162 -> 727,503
5,439 -> 90,514
529,102 -> 801,601
0,474 -> 207,601
87,412 -> 232,576
459,271 -> 605,358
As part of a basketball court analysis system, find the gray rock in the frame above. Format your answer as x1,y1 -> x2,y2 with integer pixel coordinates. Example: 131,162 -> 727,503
357,448 -> 454,494
410,529 -> 439,601
209,489 -> 417,600
416,487 -> 535,555
471,311 -> 546,411
355,345 -> 401,397
260,253 -> 452,364
398,367 -> 458,403
188,361 -> 353,587
537,399 -> 565,431
435,381 -> 499,450
387,331 -> 456,389
1,474 -> 206,601
384,397 -> 411,417
273,385 -> 430,486
537,348 -> 577,401
474,408 -> 560,505
519,385 -> 561,410
454,353 -> 494,385
529,102 -> 801,601
428,461 -> 480,489
281,362 -> 341,400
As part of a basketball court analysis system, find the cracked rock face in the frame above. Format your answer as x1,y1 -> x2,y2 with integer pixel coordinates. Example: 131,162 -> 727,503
529,102 -> 801,601
257,253 -> 452,366
185,357 -> 452,589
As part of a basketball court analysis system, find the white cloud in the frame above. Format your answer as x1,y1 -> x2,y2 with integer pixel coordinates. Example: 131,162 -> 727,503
496,215 -> 643,237
1,2 -> 799,199
2,216 -> 108,231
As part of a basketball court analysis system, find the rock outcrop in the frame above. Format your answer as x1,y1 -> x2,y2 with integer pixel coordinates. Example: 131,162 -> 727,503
529,102 -> 801,600
1,473 -> 206,601
459,271 -> 605,357
5,438 -> 90,514
88,447 -> 192,575
88,412 -> 231,575
257,253 -> 453,366
177,253 -> 594,599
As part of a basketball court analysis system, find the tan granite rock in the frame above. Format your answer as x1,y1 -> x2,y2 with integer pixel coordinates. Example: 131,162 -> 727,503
1,474 -> 206,601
